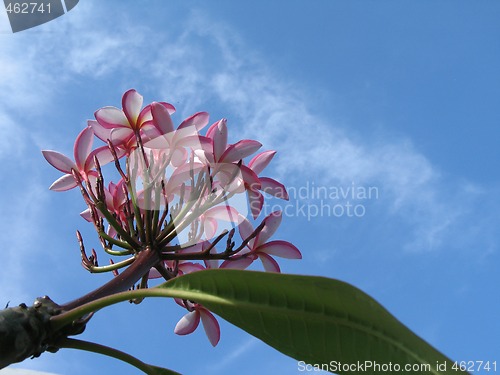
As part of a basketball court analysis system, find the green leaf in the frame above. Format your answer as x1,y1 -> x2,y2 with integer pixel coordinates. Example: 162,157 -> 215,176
161,269 -> 468,375
51,269 -> 468,375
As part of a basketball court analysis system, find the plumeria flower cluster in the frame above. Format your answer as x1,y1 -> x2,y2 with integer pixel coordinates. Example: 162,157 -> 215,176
42,89 -> 301,346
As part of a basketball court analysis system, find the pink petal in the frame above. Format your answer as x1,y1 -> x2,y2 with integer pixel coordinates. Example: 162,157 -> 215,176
204,205 -> 240,223
49,174 -> 77,191
148,268 -> 163,279
178,112 -> 210,131
166,162 -> 205,192
137,104 -> 154,126
205,120 -> 220,139
257,211 -> 283,246
80,208 -> 92,222
122,89 -> 143,128
194,148 -> 214,166
88,120 -> 112,143
143,132 -> 173,149
174,310 -> 200,335
220,256 -> 254,270
110,127 -> 134,146
156,101 -> 176,115
203,217 -> 218,240
149,261 -> 172,279
212,119 -> 227,161
212,164 -> 246,194
108,181 -> 117,194
248,150 -> 276,175
152,102 -> 175,134
113,179 -> 127,207
247,189 -> 264,219
178,262 -> 205,274
241,165 -> 261,191
174,297 -> 186,308
174,134 -> 210,150
84,173 -> 99,192
238,217 -> 255,248
74,127 -> 94,170
260,177 -> 289,200
199,309 -> 220,346
140,122 -> 163,143
95,106 -> 129,129
171,147 -> 188,167
107,225 -> 118,239
86,145 -> 125,171
258,253 -> 281,273
42,150 -> 76,173
204,257 -> 219,269
197,136 -> 214,153
257,240 -> 302,259
220,140 -> 262,163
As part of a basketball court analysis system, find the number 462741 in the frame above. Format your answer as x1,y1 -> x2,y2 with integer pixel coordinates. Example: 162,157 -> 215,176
452,361 -> 497,372
5,2 -> 52,14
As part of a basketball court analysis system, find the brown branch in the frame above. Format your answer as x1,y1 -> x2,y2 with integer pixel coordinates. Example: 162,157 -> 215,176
60,248 -> 160,311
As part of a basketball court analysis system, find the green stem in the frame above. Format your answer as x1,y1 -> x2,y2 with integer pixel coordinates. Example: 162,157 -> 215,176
104,247 -> 134,257
155,197 -> 196,246
99,230 -> 134,250
87,256 -> 135,273
96,201 -> 140,248
128,150 -> 146,243
51,286 -> 190,331
159,188 -> 234,248
57,337 -> 180,375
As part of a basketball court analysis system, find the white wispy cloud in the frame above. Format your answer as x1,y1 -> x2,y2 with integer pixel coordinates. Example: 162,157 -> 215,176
206,337 -> 259,374
0,179 -> 49,303
0,36 -> 53,304
145,9 -> 491,253
61,4 -> 148,77
0,112 -> 25,159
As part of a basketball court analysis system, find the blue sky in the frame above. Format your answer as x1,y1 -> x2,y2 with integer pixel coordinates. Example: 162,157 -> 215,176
0,1 -> 499,374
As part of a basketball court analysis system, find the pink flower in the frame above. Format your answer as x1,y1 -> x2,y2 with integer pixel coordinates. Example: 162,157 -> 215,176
199,205 -> 241,241
143,103 -> 211,168
148,261 -> 205,279
221,211 -> 301,272
168,255 -> 221,346
204,119 -> 263,165
243,151 -> 289,219
91,89 -> 175,151
42,127 -> 116,191
197,119 -> 263,202
174,299 -> 220,346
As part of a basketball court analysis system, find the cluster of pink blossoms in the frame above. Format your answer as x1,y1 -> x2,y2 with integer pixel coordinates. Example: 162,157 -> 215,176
42,89 -> 301,346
